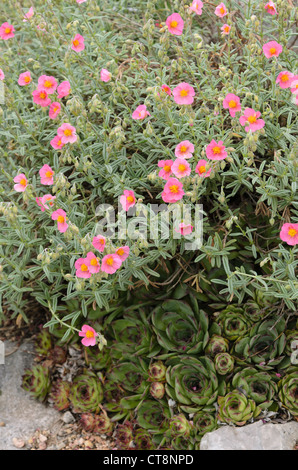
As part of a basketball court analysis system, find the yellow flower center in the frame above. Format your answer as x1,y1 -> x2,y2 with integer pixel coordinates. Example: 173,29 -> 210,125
57,215 -> 65,223
117,248 -> 124,256
288,228 -> 297,237
170,185 -> 179,193
73,39 -> 79,47
247,115 -> 257,123
199,165 -> 206,174
180,145 -> 187,153
269,47 -> 276,55
90,258 -> 98,266
64,129 -> 72,136
220,7 -> 225,14
164,165 -> 171,172
40,92 -> 46,99
170,20 -> 178,28
44,80 -> 52,88
106,257 -> 114,266
57,139 -> 62,146
213,146 -> 221,154
224,26 -> 230,32
53,107 -> 58,113
99,238 -> 105,244
81,263 -> 88,272
178,164 -> 186,172
281,74 -> 289,82
180,89 -> 188,97
24,76 -> 30,83
5,27 -> 11,34
229,100 -> 236,108
20,178 -> 27,186
85,330 -> 94,338
127,195 -> 134,203
45,170 -> 53,178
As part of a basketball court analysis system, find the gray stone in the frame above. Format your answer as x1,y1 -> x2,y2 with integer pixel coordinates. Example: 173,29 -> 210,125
200,421 -> 298,450
0,341 -> 60,450
62,411 -> 75,424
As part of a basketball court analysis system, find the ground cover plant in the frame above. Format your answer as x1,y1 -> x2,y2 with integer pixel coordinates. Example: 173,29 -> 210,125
0,0 -> 297,450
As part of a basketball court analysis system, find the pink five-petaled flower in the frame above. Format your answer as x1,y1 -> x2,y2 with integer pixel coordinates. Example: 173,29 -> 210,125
50,135 -> 65,150
115,246 -> 130,262
14,173 -> 28,192
221,24 -> 231,35
41,194 -> 56,210
215,3 -> 228,17
276,71 -> 294,89
32,89 -> 51,107
161,84 -> 171,96
158,159 -> 174,180
263,41 -> 282,59
85,252 -> 101,274
175,140 -> 194,159
39,164 -> 54,185
120,190 -> 136,211
0,23 -> 15,40
189,0 -> 203,15
195,159 -> 212,178
279,223 -> 298,246
206,140 -> 227,161
166,13 -> 184,36
51,209 -> 68,233
290,76 -> 298,95
265,1 -> 277,15
173,82 -> 195,105
132,104 -> 151,120
101,254 -> 122,274
161,177 -> 185,203
72,34 -> 85,52
223,93 -> 241,117
171,158 -> 191,179
57,81 -> 71,99
37,75 -> 57,95
49,102 -> 61,120
239,108 -> 265,133
175,223 -> 193,236
57,123 -> 77,144
100,68 -> 111,82
18,71 -> 32,86
0,69 -> 4,81
23,7 -> 34,22
75,257 -> 91,278
92,235 -> 106,252
79,325 -> 98,347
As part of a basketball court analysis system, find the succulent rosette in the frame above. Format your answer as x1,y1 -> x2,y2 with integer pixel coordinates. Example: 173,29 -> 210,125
165,356 -> 225,413
85,344 -> 111,370
193,410 -> 218,441
232,367 -> 278,409
49,345 -> 67,364
93,413 -> 113,434
150,382 -> 165,400
244,290 -> 276,322
148,361 -> 167,382
169,414 -> 192,437
69,370 -> 104,413
214,352 -> 234,375
108,359 -> 149,395
278,370 -> 298,417
171,435 -> 195,450
217,390 -> 261,426
22,365 -> 51,401
136,399 -> 170,433
134,428 -> 155,450
34,329 -> 52,356
49,380 -> 71,411
151,297 -> 209,356
205,334 -> 229,356
102,379 -> 129,420
115,421 -> 134,449
216,305 -> 251,341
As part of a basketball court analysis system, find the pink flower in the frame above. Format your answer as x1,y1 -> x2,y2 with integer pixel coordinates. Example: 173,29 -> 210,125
120,190 -> 136,211
175,223 -> 193,236
290,79 -> 298,95
57,81 -> 71,99
37,75 -> 57,94
279,223 -> 298,246
14,173 -> 28,192
195,159 -> 212,178
239,108 -> 265,132
57,123 -> 77,144
32,89 -> 51,107
101,254 -> 122,274
173,82 -> 195,105
206,140 -> 227,160
263,41 -> 282,59
92,235 -> 106,252
158,159 -> 174,180
161,84 -> 171,96
41,194 -> 56,209
75,258 -> 91,278
132,104 -> 151,120
49,102 -> 61,120
215,3 -> 228,17
171,158 -> 191,179
0,69 -> 4,81
23,7 -> 34,22
77,0 -> 87,3
222,93 -> 241,117
39,164 -> 54,185
51,209 -> 68,233
265,1 -> 277,15
79,325 -> 98,347
85,252 -> 101,274
221,24 -> 231,35
161,177 -> 185,203
189,0 -> 203,15
166,13 -> 184,36
175,140 -> 194,159
0,23 -> 15,40
100,68 -> 111,82
18,71 -> 32,86
276,71 -> 294,89
50,135 -> 65,150
71,34 -> 85,52
115,246 -> 130,262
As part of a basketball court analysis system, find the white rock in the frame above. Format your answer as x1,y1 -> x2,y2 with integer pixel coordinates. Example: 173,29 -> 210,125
62,411 -> 75,424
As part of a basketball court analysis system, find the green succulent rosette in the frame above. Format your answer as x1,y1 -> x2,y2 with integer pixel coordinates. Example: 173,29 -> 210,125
85,344 -> 111,370
134,429 -> 155,450
115,421 -> 134,450
34,329 -> 52,356
150,382 -> 165,400
148,361 -> 167,382
165,356 -> 225,413
278,370 -> 298,417
214,352 -> 234,375
136,399 -> 170,433
216,305 -> 251,341
205,334 -> 229,357
69,370 -> 104,413
171,435 -> 195,450
217,390 -> 261,426
22,365 -> 51,402
243,290 -> 277,322
193,410 -> 218,441
49,380 -> 71,411
233,317 -> 287,369
232,367 -> 278,410
151,296 -> 209,356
